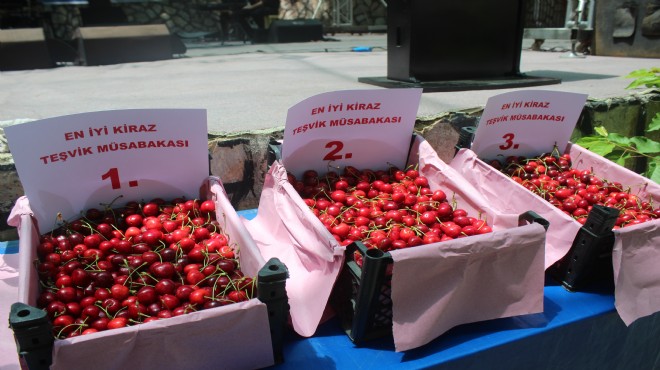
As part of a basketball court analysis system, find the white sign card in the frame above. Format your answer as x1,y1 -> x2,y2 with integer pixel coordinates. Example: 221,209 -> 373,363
4,109 -> 208,232
470,90 -> 588,161
282,88 -> 423,178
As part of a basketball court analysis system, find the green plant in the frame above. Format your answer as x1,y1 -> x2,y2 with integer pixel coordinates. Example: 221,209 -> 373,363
624,67 -> 660,89
624,68 -> 660,135
576,126 -> 660,183
575,68 -> 660,184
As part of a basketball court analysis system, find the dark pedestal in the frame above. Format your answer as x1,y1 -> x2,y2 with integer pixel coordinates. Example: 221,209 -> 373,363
74,24 -> 174,66
268,20 -> 323,43
360,0 -> 561,91
0,28 -> 54,71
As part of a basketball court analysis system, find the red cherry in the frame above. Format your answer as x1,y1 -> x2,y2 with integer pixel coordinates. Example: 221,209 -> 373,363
107,317 -> 128,330
125,214 -> 143,228
176,285 -> 194,301
151,262 -> 175,279
227,290 -> 248,303
189,288 -> 209,306
136,286 -> 158,305
200,200 -> 215,214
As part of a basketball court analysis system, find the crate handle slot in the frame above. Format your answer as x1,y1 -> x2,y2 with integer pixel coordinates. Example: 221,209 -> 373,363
518,210 -> 550,230
549,204 -> 619,291
267,137 -> 283,166
9,302 -> 54,370
454,125 -> 477,154
257,257 -> 290,364
347,241 -> 393,343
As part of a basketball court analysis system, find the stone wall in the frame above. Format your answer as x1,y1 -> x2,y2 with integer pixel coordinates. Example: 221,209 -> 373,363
41,0 -> 385,42
122,1 -> 218,34
40,0 -> 564,41
44,5 -> 81,41
352,0 -> 386,27
2,90 -> 657,241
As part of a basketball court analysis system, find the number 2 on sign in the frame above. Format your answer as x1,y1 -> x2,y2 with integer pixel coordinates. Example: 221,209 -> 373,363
499,133 -> 519,150
101,167 -> 139,190
323,140 -> 353,161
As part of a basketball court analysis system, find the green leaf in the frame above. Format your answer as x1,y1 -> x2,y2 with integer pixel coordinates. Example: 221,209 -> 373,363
645,160 -> 660,185
585,141 -> 617,156
624,69 -> 652,78
575,136 -> 602,145
594,126 -> 608,137
575,136 -> 607,150
624,73 -> 660,89
607,133 -> 631,146
630,136 -> 660,154
605,147 -> 624,160
637,75 -> 659,85
647,113 -> 660,133
604,148 -> 625,159
615,157 -> 627,166
625,80 -> 645,89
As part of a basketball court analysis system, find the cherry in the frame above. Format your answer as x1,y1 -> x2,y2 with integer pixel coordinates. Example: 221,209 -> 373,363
56,287 -> 77,303
53,315 -> 76,336
81,305 -> 101,320
199,200 -> 215,214
107,317 -> 128,330
136,286 -> 158,305
189,288 -> 209,306
227,290 -> 248,303
151,262 -> 175,279
102,298 -> 121,315
110,284 -> 130,301
125,214 -> 144,228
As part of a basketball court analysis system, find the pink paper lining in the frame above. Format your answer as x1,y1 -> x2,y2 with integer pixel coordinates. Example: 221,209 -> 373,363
246,135 -> 546,350
243,161 -> 345,337
388,137 -> 546,351
7,177 -> 276,370
50,299 -> 271,370
568,144 -> 660,326
612,222 -> 660,325
202,177 -> 267,277
451,144 -> 660,326
391,222 -> 546,352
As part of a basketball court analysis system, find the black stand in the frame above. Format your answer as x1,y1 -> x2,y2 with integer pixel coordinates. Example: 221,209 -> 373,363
361,0 -> 561,92
358,74 -> 561,93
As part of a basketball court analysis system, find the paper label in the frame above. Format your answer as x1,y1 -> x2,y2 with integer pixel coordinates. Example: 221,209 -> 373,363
282,89 -> 422,178
470,90 -> 588,161
4,109 -> 208,232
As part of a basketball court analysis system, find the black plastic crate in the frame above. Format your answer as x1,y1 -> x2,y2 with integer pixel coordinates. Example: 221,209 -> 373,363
333,241 -> 393,343
9,258 -> 289,370
331,211 -> 548,344
546,205 -> 620,291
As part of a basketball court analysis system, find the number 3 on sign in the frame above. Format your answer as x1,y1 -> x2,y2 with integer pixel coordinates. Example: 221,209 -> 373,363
101,167 -> 139,190
323,140 -> 353,161
499,133 -> 520,150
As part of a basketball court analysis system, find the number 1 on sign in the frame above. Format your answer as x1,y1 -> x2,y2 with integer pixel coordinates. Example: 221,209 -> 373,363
101,167 -> 139,190
499,133 -> 520,150
323,140 -> 353,161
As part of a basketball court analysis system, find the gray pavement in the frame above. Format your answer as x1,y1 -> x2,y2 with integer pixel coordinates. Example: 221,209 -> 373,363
1,33 -> 658,133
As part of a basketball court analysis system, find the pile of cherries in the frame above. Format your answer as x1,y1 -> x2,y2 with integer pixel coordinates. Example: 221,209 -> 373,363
34,198 -> 256,339
490,153 -> 659,228
288,165 -> 492,256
